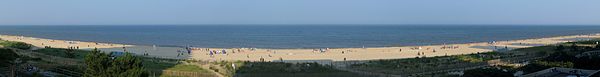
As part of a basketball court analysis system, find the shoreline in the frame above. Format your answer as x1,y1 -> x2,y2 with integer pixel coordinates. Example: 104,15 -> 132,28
0,33 -> 597,49
2,33 -> 600,61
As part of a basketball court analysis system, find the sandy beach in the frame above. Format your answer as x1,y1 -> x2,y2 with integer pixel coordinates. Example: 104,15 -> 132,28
190,33 -> 600,62
2,34 -> 600,62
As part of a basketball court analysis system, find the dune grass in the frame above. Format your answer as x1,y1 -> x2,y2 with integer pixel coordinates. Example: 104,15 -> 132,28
166,64 -> 210,73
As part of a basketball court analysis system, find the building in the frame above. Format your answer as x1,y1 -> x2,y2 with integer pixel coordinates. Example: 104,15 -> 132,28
521,67 -> 600,77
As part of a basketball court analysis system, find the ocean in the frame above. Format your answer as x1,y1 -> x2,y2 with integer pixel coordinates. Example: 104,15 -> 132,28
1,25 -> 600,48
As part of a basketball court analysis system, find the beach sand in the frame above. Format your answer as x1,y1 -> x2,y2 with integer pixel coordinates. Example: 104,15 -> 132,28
2,34 -> 600,62
0,35 -> 131,49
189,34 -> 600,62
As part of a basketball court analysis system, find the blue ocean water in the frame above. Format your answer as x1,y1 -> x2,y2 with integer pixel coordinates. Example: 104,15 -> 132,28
1,25 -> 599,48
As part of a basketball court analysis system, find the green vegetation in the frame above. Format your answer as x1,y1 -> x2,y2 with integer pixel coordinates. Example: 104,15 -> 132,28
456,52 -> 499,63
211,61 -> 245,77
166,64 -> 209,73
235,62 -> 374,77
350,44 -> 562,76
350,51 -> 517,75
84,48 -> 147,77
0,48 -> 19,66
0,40 -> 32,50
33,48 -> 89,59
463,67 -> 514,77
143,58 -> 179,71
238,62 -> 339,73
471,39 -> 600,75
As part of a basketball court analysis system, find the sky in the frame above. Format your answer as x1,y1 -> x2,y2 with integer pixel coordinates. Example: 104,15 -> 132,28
0,0 -> 599,25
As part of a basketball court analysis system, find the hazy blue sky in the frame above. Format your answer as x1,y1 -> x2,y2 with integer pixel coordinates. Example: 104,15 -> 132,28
1,0 -> 599,25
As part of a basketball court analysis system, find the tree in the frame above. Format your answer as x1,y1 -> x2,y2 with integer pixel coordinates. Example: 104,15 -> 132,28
65,48 -> 76,58
108,53 -> 147,77
570,43 -> 578,51
84,48 -> 147,77
520,61 -> 574,73
0,48 -> 19,67
84,48 -> 112,77
556,45 -> 565,51
463,67 -> 513,77
574,56 -> 600,70
544,51 -> 575,62
595,44 -> 600,49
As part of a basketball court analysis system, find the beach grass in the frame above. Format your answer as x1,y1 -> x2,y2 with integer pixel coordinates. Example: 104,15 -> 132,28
235,62 -> 375,77
33,48 -> 89,59
0,40 -> 32,50
350,45 -> 558,75
165,64 -> 210,73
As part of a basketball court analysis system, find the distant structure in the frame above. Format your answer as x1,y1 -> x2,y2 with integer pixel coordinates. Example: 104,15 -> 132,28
521,67 -> 600,77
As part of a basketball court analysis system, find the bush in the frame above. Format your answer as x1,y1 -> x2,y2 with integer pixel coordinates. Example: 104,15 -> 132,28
0,48 -> 19,66
520,60 -> 573,73
0,40 -> 32,50
463,67 -> 513,77
34,48 -> 89,59
84,49 -> 147,77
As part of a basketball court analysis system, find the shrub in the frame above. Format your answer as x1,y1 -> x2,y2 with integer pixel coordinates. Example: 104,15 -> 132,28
0,41 -> 32,50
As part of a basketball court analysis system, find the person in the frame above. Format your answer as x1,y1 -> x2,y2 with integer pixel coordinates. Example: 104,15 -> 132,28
231,63 -> 236,70
260,57 -> 265,62
279,57 -> 283,62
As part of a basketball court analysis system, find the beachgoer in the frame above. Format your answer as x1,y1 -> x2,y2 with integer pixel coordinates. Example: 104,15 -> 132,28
279,57 -> 283,62
260,57 -> 264,62
232,64 -> 236,70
